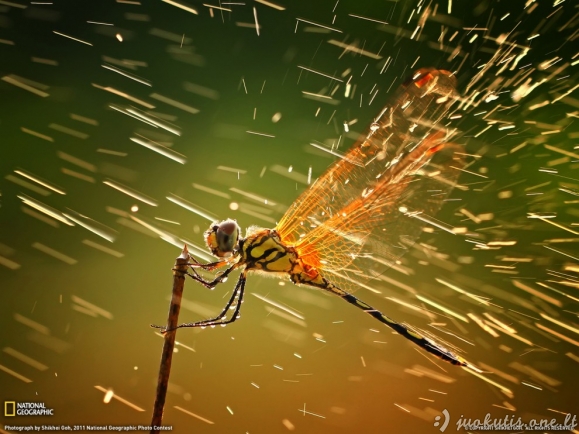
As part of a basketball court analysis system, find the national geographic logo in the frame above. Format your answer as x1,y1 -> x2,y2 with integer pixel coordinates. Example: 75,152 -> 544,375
5,402 -> 15,417
4,402 -> 54,416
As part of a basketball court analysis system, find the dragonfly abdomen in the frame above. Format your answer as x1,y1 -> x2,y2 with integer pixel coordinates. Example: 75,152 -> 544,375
316,279 -> 469,367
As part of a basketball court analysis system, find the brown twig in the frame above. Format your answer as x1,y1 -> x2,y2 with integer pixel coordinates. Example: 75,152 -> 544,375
150,245 -> 189,433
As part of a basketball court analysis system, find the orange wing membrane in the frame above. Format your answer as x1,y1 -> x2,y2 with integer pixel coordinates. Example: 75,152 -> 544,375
276,69 -> 463,279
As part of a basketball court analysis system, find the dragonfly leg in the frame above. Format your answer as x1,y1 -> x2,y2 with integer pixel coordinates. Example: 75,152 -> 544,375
186,264 -> 237,289
187,255 -> 228,271
321,281 -> 468,367
151,271 -> 247,333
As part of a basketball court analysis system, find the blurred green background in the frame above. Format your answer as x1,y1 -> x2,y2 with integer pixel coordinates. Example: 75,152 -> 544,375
1,0 -> 578,433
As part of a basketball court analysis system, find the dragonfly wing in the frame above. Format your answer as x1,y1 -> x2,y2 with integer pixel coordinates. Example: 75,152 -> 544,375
350,143 -> 466,286
297,137 -> 464,272
276,69 -> 465,284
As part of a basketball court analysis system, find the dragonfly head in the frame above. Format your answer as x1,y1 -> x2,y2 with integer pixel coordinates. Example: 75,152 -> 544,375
204,219 -> 241,258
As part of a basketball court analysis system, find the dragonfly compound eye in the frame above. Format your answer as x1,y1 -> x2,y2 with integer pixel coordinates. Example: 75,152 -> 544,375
205,219 -> 241,257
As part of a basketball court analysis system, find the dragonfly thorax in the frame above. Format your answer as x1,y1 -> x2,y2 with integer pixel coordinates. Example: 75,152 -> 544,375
238,227 -> 329,289
238,227 -> 296,275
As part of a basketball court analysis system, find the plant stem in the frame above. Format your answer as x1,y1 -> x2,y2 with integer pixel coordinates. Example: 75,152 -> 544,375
150,245 -> 189,433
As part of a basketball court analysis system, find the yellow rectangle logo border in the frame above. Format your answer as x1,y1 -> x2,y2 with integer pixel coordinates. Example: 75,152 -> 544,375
4,401 -> 16,416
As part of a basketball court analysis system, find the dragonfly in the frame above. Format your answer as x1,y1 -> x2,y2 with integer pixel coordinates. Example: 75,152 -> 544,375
153,68 -> 473,368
